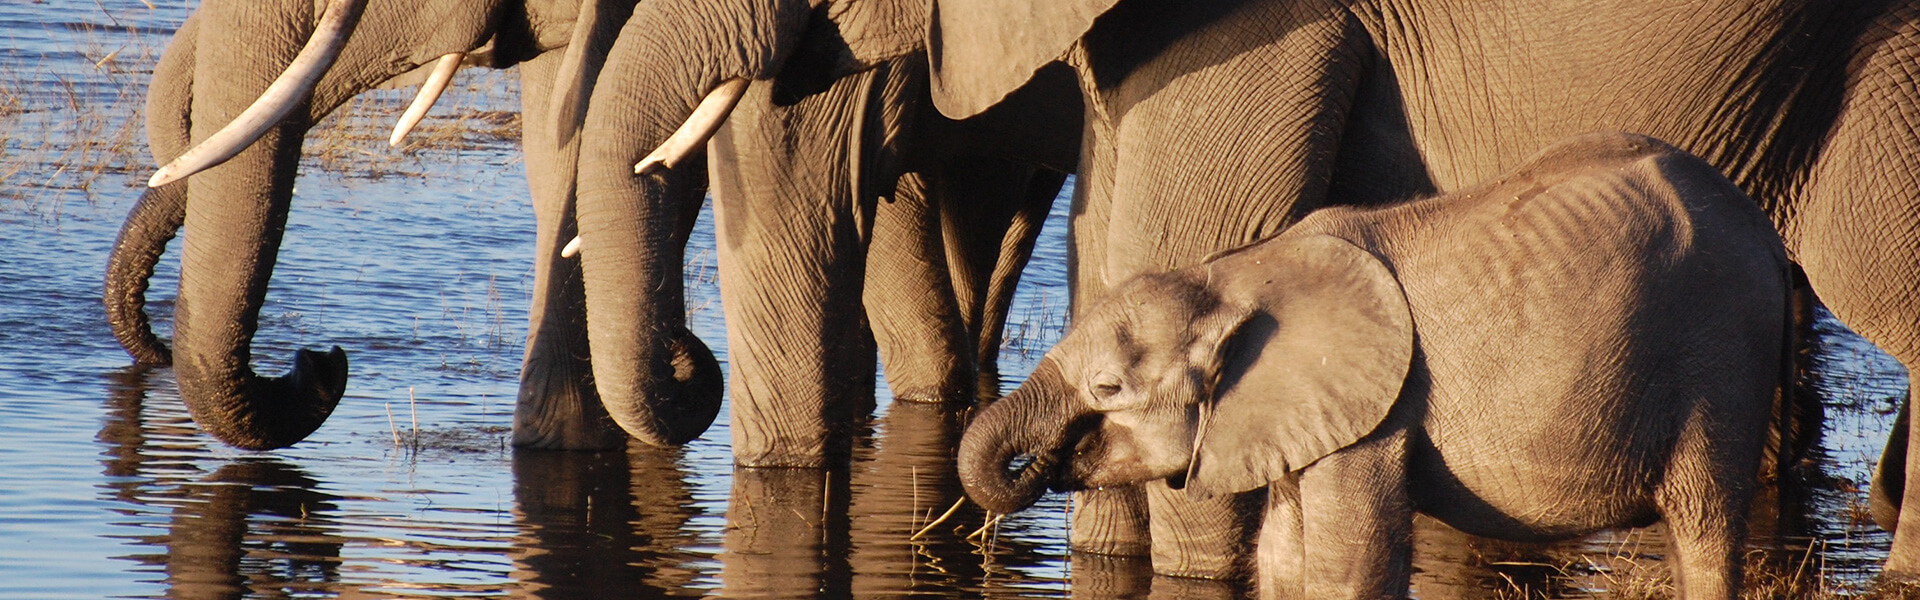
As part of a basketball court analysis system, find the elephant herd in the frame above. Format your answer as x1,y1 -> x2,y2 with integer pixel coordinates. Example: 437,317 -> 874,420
101,0 -> 1920,595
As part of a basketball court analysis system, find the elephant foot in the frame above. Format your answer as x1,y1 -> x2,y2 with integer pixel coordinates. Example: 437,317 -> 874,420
511,363 -> 626,451
1145,481 -> 1258,581
888,383 -> 972,405
1070,487 -> 1153,557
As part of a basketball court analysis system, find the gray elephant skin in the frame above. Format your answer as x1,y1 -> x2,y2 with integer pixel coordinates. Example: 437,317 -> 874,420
958,134 -> 1796,600
565,0 -> 1920,574
103,0 -> 1055,455
104,0 -> 646,451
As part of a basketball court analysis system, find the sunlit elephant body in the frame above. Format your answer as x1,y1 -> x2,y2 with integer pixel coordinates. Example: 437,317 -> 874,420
938,0 -> 1920,573
554,0 -> 1920,577
105,0 -> 644,450
959,134 -> 1797,599
105,0 -> 1049,455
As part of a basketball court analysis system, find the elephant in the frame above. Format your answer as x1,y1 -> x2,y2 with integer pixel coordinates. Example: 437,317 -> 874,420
104,0 -> 652,451
682,56 -> 1075,462
956,134 -> 1797,599
567,0 -> 1081,467
103,0 -> 1053,454
567,0 -> 1920,574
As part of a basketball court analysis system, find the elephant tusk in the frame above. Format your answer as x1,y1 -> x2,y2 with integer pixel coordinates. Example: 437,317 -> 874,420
148,0 -> 369,188
634,78 -> 750,176
560,235 -> 583,258
388,52 -> 465,147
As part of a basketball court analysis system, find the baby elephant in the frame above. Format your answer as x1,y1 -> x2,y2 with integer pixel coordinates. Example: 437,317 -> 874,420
958,132 -> 1792,600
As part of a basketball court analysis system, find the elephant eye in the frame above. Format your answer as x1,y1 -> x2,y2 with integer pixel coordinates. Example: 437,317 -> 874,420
1089,373 -> 1124,400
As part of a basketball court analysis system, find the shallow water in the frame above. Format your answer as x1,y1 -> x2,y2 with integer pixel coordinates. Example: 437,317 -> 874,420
0,2 -> 1909,598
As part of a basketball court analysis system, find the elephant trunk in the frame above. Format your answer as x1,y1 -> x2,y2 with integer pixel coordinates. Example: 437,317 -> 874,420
570,0 -> 812,447
572,150 -> 723,444
572,73 -> 725,445
958,359 -> 1086,514
105,183 -> 186,366
168,0 -> 357,450
104,10 -> 199,367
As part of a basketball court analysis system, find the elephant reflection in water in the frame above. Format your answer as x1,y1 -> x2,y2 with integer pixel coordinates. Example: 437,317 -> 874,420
97,370 -> 345,600
163,461 -> 343,600
717,402 -> 1243,599
506,444 -> 703,598
719,402 -> 1131,598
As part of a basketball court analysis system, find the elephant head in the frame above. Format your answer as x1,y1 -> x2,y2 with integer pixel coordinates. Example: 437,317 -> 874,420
958,236 -> 1414,514
105,0 -> 636,450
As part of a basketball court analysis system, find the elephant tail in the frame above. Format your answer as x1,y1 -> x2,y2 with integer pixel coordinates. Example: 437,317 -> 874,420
1764,263 -> 1823,479
105,183 -> 187,366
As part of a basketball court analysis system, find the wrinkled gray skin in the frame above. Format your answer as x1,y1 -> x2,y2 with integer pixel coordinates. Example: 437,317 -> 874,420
913,0 -> 1920,575
566,0 -> 1920,577
103,0 -> 1038,454
696,57 -> 1073,463
960,134 -> 1796,599
570,0 -> 1078,468
104,0 -> 646,451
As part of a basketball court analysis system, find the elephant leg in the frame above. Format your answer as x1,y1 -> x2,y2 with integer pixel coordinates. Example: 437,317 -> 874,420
1145,482 -> 1259,580
710,81 -> 878,467
1071,486 -> 1152,557
866,163 -> 1063,405
1793,11 -> 1920,574
942,164 -> 1064,401
1069,0 -> 1371,576
511,48 -> 624,450
1655,428 -> 1756,600
866,173 -> 972,404
1298,428 -> 1413,600
1256,476 -> 1307,599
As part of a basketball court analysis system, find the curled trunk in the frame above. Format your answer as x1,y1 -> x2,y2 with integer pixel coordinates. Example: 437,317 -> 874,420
168,0 -> 356,450
571,0 -> 810,447
958,359 -> 1084,514
105,10 -> 199,367
105,183 -> 187,366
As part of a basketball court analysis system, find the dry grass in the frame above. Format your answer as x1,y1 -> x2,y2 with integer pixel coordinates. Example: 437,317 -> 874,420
1476,538 -> 1885,600
303,68 -> 523,179
0,14 -> 525,214
0,20 -> 157,211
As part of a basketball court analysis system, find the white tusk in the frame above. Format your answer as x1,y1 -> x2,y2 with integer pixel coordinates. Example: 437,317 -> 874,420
561,235 -> 583,258
148,0 -> 369,188
389,52 -> 464,147
635,78 -> 750,175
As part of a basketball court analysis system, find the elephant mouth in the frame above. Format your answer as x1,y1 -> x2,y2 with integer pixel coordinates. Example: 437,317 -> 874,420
1044,413 -> 1110,493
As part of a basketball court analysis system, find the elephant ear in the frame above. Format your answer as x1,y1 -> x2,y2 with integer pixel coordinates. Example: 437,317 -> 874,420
1185,235 -> 1414,498
926,0 -> 1117,119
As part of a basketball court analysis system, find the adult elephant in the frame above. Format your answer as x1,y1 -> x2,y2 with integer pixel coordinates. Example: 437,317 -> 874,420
570,28 -> 1079,463
686,55 -> 1077,461
104,0 -> 651,451
566,0 -> 1920,578
103,0 -> 1041,453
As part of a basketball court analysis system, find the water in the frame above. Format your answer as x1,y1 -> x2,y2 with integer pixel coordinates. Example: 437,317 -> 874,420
0,2 -> 1908,598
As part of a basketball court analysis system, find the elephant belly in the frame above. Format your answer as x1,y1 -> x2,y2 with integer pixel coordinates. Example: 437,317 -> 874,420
1407,436 -> 1665,543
